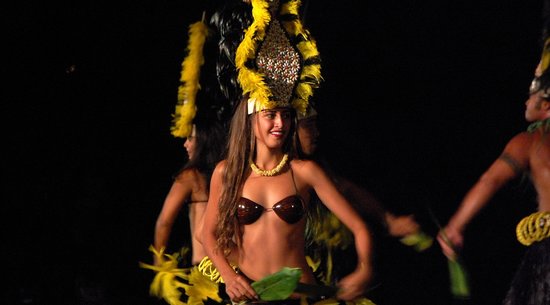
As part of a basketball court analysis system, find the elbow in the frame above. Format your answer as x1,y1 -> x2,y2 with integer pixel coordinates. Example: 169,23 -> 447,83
355,216 -> 371,233
155,219 -> 169,230
201,227 -> 213,248
195,225 -> 204,245
351,219 -> 372,244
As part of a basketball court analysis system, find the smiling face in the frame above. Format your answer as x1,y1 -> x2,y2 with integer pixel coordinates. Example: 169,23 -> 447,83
253,108 -> 293,150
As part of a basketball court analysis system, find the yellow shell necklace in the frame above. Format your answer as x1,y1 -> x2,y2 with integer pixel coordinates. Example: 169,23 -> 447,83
249,154 -> 289,177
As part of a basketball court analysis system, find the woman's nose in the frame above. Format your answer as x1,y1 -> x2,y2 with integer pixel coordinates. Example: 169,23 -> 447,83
274,114 -> 284,127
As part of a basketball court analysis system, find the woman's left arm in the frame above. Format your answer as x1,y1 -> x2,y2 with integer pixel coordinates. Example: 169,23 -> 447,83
298,160 -> 373,300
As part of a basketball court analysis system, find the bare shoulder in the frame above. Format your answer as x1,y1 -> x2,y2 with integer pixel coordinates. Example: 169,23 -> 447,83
290,158 -> 321,171
507,132 -> 534,146
175,168 -> 203,183
290,158 -> 325,181
213,160 -> 227,176
504,132 -> 534,155
497,132 -> 534,170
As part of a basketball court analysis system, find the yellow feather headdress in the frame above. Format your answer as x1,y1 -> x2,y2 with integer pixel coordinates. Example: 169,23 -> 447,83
171,19 -> 209,138
530,2 -> 550,98
235,0 -> 322,116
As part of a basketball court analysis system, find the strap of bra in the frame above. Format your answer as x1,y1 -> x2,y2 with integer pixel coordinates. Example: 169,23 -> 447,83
186,197 -> 208,204
289,166 -> 299,196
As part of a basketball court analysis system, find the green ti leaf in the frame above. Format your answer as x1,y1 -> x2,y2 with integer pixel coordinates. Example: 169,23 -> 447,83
251,267 -> 302,301
448,258 -> 471,299
399,231 -> 434,252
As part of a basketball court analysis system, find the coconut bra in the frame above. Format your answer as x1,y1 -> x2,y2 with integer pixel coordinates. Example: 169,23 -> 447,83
237,169 -> 305,225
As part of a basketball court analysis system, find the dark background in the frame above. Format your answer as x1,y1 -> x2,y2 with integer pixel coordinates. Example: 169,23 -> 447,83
3,1 -> 545,304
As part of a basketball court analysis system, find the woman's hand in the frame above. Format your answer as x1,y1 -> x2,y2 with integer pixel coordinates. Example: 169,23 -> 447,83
437,226 -> 464,260
386,213 -> 420,237
336,262 -> 372,301
225,274 -> 258,303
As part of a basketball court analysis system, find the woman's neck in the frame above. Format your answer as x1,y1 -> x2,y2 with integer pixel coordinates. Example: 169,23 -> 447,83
250,151 -> 289,177
527,117 -> 550,133
253,146 -> 285,168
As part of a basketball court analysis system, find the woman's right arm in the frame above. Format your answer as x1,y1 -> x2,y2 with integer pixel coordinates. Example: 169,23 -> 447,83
438,133 -> 530,258
202,161 -> 258,302
154,171 -> 193,265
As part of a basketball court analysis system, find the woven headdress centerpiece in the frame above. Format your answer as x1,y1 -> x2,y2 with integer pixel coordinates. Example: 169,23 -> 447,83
235,0 -> 322,116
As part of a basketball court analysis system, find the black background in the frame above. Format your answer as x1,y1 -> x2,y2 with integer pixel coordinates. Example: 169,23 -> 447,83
4,1 -> 545,304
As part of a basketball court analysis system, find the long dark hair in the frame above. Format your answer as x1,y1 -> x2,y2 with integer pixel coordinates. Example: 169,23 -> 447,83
176,119 -> 226,188
208,0 -> 252,116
